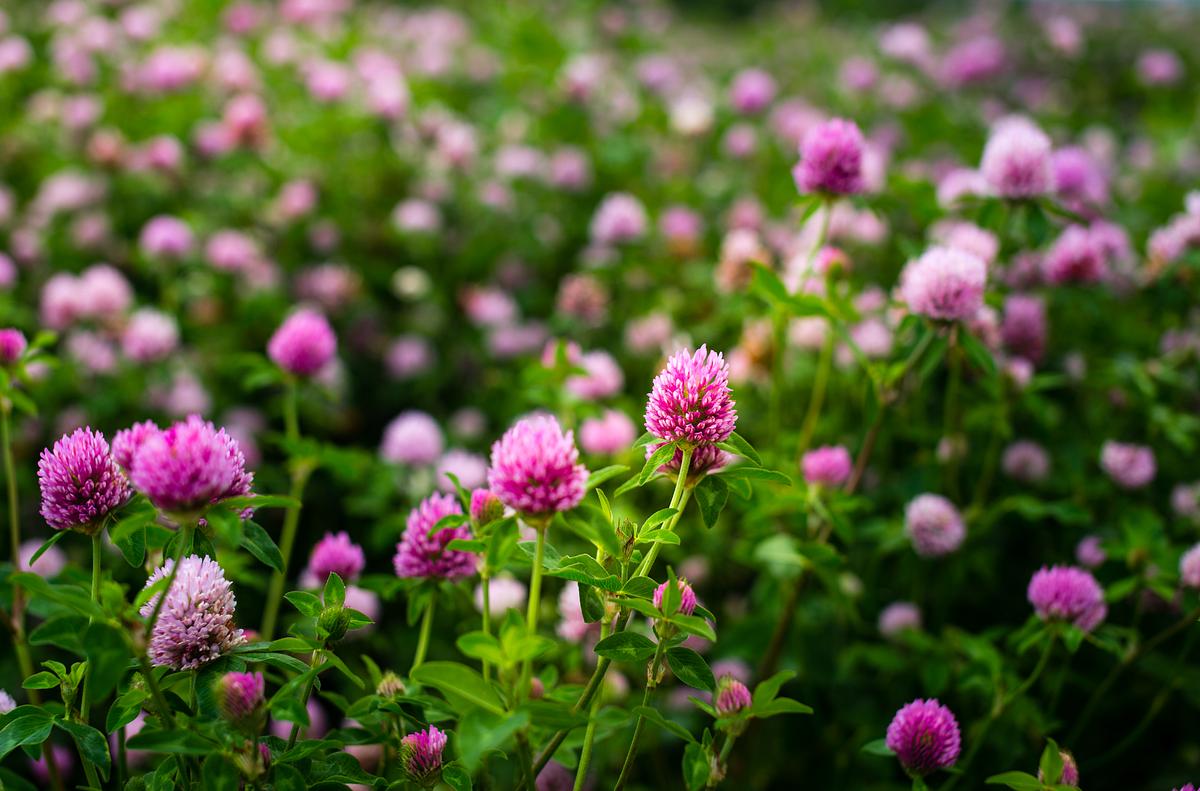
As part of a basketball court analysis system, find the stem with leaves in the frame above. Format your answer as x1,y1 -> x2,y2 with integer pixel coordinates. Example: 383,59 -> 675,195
1,402 -> 63,791
287,648 -> 324,749
534,451 -> 697,776
847,323 -> 936,495
572,617 -> 610,791
1068,604 -> 1200,745
614,639 -> 667,791
943,635 -> 1055,791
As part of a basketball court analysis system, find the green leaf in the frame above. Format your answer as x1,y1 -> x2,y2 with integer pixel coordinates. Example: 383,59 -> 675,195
667,614 -> 717,642
0,708 -> 54,760
593,632 -> 657,663
29,616 -> 88,653
285,591 -> 324,617
638,529 -> 681,545
446,538 -> 487,553
752,698 -> 813,717
752,670 -> 795,707
426,511 -> 470,539
201,754 -> 240,790
241,521 -> 284,572
84,621 -> 130,700
55,718 -> 111,778
640,508 -> 678,532
985,771 -> 1045,790
219,494 -> 298,511
545,555 -> 622,591
860,738 -> 894,757
21,672 -> 59,690
272,764 -> 307,791
718,432 -> 761,466
323,572 -> 346,609
1039,739 -> 1064,785
585,465 -> 629,491
666,648 -> 714,691
127,728 -> 219,755
631,705 -> 696,743
682,740 -> 711,790
110,518 -> 147,567
456,632 -> 506,665
442,763 -> 473,791
717,466 -> 793,486
411,661 -> 506,716
636,442 -> 679,487
26,531 -> 69,568
693,476 -> 729,530
579,584 -> 606,624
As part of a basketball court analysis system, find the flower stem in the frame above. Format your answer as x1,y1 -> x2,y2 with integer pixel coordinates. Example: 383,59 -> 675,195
572,618 -> 610,791
2,404 -> 64,791
614,640 -> 667,791
941,326 -> 962,500
411,590 -> 437,673
145,523 -> 194,640
944,636 -> 1054,791
535,456 -> 697,776
1068,604 -> 1200,744
635,446 -> 693,579
287,648 -> 323,749
796,332 -> 834,461
521,522 -> 548,697
847,324 -> 935,495
480,570 -> 492,682
261,381 -> 311,641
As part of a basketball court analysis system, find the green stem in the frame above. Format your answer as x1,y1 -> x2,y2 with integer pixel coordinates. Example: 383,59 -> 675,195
706,733 -> 739,788
572,619 -> 611,791
287,649 -> 323,749
2,405 -> 18,565
78,531 -> 103,763
941,327 -> 962,500
411,591 -> 437,673
521,523 -> 548,697
480,570 -> 492,682
136,654 -> 174,727
635,447 -> 693,579
90,531 -> 103,606
847,325 -> 935,495
944,637 -> 1054,791
145,524 -> 194,640
1068,604 -> 1200,744
767,308 -> 788,439
535,455 -> 696,777
796,332 -> 834,461
614,641 -> 667,791
260,381 -> 309,641
4,407 -> 64,791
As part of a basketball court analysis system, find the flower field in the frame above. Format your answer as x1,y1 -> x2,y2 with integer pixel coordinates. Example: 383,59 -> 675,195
2,1 -> 1200,789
